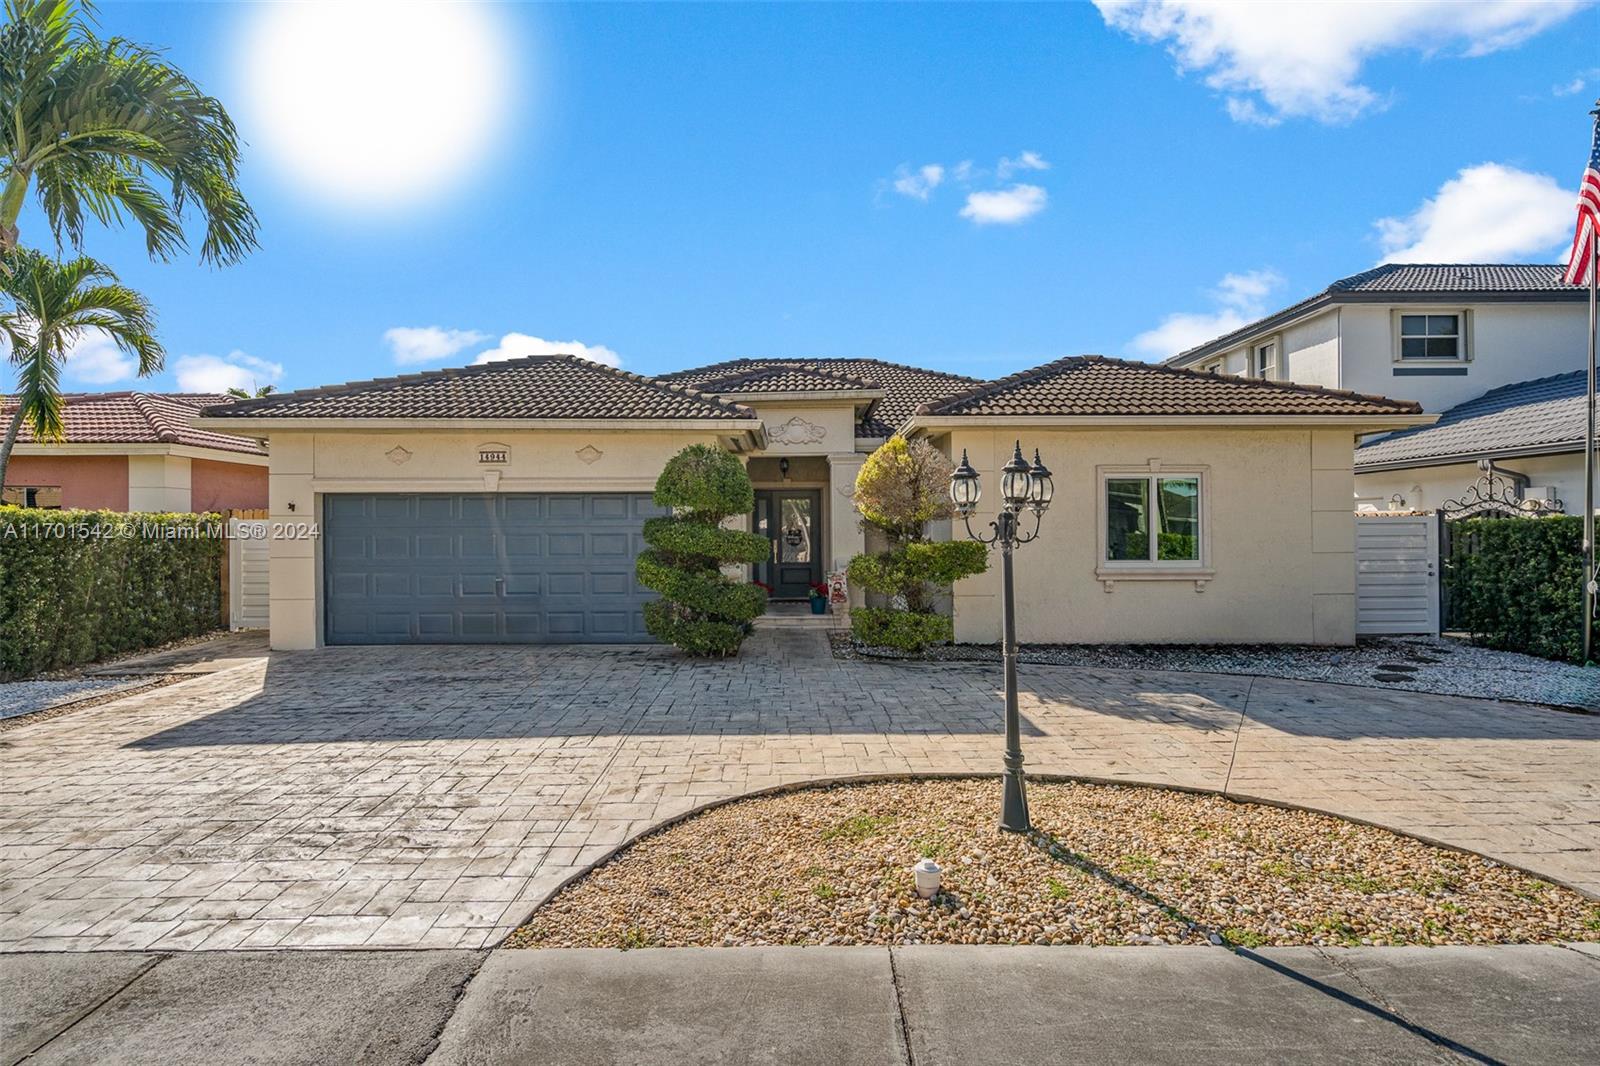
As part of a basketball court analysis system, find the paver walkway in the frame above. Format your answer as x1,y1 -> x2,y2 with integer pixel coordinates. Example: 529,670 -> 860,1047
2,629 -> 1597,952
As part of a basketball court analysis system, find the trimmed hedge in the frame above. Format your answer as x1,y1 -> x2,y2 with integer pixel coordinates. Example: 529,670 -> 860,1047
850,606 -> 953,652
1445,515 -> 1586,664
0,508 -> 225,679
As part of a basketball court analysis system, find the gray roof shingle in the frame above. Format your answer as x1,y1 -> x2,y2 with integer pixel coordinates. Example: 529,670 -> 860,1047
1170,263 -> 1582,365
663,358 -> 980,437
198,356 -> 755,422
2,393 -> 266,455
916,355 -> 1423,418
1356,370 -> 1587,469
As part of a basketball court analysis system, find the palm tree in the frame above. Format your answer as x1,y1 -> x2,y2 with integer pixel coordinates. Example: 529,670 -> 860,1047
0,0 -> 258,262
0,249 -> 161,486
224,384 -> 275,400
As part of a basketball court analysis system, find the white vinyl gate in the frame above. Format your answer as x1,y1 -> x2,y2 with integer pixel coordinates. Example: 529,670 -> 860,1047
1354,514 -> 1439,636
228,517 -> 270,630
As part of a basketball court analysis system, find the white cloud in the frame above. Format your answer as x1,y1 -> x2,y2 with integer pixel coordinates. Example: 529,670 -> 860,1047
996,150 -> 1050,179
891,163 -> 945,201
472,332 -> 622,368
173,351 -> 285,394
63,330 -> 137,385
1128,269 -> 1284,360
1375,163 -> 1573,263
959,184 -> 1049,225
1094,0 -> 1589,124
1554,69 -> 1599,96
383,325 -> 489,365
952,160 -> 980,184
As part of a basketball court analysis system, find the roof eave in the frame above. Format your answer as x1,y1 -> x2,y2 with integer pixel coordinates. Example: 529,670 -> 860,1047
900,412 -> 1437,435
190,415 -> 765,434
1167,289 -> 1586,366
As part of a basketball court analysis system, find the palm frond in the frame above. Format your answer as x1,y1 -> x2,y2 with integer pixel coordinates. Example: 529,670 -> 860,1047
2,2 -> 259,265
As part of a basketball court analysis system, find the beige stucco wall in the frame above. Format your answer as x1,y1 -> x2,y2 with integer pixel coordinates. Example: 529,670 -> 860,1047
738,400 -> 858,457
946,426 -> 1358,645
263,428 -> 732,650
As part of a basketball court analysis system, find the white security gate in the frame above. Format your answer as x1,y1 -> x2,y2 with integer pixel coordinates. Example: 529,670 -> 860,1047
228,517 -> 270,630
1354,514 -> 1439,636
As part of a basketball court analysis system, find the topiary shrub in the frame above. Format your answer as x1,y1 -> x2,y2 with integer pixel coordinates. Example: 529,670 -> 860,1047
849,606 -> 954,652
846,435 -> 987,651
1445,515 -> 1586,664
636,444 -> 769,656
0,508 -> 224,679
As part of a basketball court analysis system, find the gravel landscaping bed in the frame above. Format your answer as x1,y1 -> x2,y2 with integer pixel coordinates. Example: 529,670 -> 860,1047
830,634 -> 1600,711
0,675 -> 184,730
508,779 -> 1600,950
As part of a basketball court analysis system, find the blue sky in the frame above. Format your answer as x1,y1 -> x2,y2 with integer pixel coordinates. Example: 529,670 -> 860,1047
26,1 -> 1600,394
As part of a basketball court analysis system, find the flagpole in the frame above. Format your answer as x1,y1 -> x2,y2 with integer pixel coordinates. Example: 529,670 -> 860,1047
1586,225 -> 1597,664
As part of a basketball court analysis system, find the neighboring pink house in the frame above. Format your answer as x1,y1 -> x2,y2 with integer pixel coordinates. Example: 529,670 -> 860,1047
2,393 -> 267,512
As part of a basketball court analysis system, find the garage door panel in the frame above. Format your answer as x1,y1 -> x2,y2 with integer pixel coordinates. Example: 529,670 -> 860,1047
324,492 -> 656,644
372,496 -> 412,522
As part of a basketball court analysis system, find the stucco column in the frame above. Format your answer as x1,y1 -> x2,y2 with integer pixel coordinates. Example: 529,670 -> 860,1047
267,434 -> 318,651
826,451 -> 866,607
1309,428 -> 1357,645
126,454 -> 191,512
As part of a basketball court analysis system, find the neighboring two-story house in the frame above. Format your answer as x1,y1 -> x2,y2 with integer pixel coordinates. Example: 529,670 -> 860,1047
1164,264 -> 1590,513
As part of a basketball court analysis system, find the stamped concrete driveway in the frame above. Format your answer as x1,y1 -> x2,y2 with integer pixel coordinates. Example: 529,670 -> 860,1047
2,630 -> 1597,952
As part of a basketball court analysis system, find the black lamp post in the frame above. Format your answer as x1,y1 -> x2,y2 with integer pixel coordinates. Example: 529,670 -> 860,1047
950,440 -> 1053,833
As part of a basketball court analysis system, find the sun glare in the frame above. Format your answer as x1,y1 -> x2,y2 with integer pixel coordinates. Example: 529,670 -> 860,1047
236,1 -> 517,211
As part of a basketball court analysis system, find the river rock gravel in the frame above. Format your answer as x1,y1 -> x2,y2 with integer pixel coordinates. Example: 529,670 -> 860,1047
831,635 -> 1600,712
508,779 -> 1600,951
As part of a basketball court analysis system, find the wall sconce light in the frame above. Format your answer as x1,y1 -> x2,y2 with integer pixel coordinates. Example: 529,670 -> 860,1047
287,501 -> 297,512
779,457 -> 790,481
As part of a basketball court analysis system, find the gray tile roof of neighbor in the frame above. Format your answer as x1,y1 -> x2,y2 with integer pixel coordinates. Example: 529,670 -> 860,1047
1170,263 -> 1583,365
916,355 -> 1423,418
663,358 -> 981,437
197,356 -> 756,421
1355,371 -> 1588,469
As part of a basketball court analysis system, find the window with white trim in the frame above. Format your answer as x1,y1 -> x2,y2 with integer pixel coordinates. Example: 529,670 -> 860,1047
1253,341 -> 1277,380
1103,474 -> 1202,565
1199,358 -> 1224,374
1399,313 -> 1461,360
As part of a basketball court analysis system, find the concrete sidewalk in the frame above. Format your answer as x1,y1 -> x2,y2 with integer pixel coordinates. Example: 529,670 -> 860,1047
5,945 -> 1597,1065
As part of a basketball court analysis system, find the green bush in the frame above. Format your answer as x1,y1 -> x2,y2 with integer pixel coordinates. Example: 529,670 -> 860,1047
846,437 -> 988,651
850,607 -> 953,652
0,508 -> 224,679
846,541 -> 989,605
1445,515 -> 1587,664
637,445 -> 767,656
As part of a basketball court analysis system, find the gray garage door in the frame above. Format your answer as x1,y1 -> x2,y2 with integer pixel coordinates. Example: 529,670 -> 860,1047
323,493 -> 662,645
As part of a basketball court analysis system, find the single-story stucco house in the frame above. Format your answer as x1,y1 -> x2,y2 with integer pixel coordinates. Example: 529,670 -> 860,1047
2,392 -> 268,512
190,354 -> 1428,651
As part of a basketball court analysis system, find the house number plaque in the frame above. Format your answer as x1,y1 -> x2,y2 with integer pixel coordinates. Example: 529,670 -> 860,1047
477,443 -> 510,465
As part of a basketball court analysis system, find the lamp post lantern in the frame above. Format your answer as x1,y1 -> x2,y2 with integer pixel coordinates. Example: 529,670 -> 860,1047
950,440 -> 1053,833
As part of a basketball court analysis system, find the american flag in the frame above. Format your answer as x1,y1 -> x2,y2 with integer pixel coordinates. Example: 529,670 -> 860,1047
1564,106 -> 1600,286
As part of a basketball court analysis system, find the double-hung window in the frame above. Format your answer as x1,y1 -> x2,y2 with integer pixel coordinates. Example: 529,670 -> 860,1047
1253,342 -> 1277,380
1399,314 -> 1462,360
1103,473 -> 1202,566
